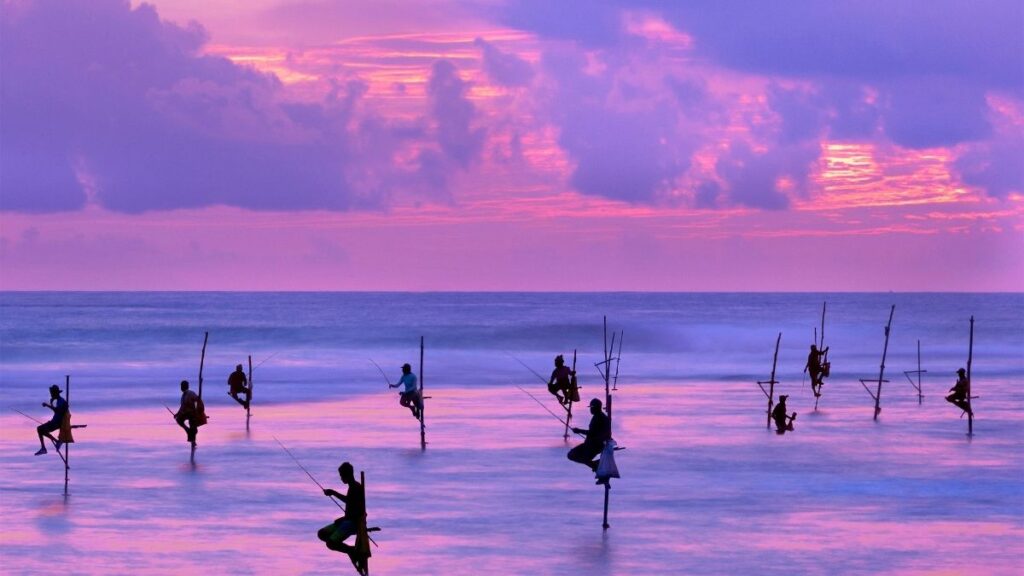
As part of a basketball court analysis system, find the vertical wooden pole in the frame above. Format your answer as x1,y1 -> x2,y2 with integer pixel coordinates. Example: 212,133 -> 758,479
602,317 -> 612,531
247,354 -> 253,430
564,350 -> 576,441
967,316 -> 974,436
873,305 -> 895,421
767,333 -> 781,429
361,471 -> 369,576
419,336 -> 426,451
198,332 -> 209,399
64,374 -> 70,496
921,340 -> 929,403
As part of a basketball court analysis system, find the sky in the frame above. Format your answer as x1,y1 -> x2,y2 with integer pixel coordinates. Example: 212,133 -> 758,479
1,0 -> 1022,291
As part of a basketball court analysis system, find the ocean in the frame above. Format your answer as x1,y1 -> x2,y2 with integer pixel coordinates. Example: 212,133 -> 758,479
0,292 -> 1021,574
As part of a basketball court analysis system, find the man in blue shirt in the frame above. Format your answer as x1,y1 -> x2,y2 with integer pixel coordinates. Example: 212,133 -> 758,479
35,384 -> 67,455
389,363 -> 421,419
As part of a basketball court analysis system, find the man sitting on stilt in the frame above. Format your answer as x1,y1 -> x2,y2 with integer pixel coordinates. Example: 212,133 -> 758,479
227,364 -> 251,410
946,368 -> 973,416
319,462 -> 369,575
805,345 -> 829,397
568,398 -> 611,482
35,384 -> 68,455
390,363 -> 422,420
547,355 -> 575,408
771,394 -> 796,434
174,380 -> 200,446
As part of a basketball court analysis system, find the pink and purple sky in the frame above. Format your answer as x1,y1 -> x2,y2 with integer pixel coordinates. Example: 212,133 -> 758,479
1,0 -> 1021,290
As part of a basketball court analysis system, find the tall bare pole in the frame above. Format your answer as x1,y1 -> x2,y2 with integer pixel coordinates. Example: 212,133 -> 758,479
64,374 -> 70,495
419,336 -> 426,450
564,349 -> 576,441
601,316 -> 612,531
757,333 -> 782,429
246,354 -> 253,430
967,316 -> 974,436
198,332 -> 209,399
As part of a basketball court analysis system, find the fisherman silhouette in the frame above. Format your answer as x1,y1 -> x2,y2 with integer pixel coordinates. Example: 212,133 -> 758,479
34,384 -> 67,455
227,364 -> 250,410
389,363 -> 422,419
568,398 -> 611,477
771,395 -> 796,434
805,344 -> 829,397
945,368 -> 973,415
174,380 -> 200,446
548,355 -> 575,407
318,462 -> 369,575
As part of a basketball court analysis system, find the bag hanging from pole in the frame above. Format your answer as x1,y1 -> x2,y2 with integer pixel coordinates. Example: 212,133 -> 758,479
58,411 -> 75,444
596,439 -> 620,480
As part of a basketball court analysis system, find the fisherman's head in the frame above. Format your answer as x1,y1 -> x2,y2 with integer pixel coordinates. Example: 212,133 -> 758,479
589,398 -> 602,415
180,380 -> 190,392
48,384 -> 61,399
810,344 -> 818,351
402,363 -> 412,374
555,355 -> 564,367
957,368 -> 966,376
779,394 -> 788,403
338,461 -> 355,483
236,364 -> 243,371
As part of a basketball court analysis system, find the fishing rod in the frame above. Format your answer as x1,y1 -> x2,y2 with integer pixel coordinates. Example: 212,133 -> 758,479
273,435 -> 345,512
368,359 -> 392,387
273,436 -> 379,547
254,351 -> 281,371
514,385 -> 584,438
12,407 -> 88,426
506,352 -> 548,386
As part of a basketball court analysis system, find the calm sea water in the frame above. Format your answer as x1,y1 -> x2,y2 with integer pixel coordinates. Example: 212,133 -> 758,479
0,292 -> 1021,574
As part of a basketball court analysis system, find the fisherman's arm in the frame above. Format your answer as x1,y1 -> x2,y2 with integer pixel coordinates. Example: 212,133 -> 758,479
571,427 -> 588,434
323,488 -> 349,503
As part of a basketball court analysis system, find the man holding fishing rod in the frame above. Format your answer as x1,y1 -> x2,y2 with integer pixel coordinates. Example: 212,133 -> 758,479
318,462 -> 369,574
389,363 -> 422,419
568,398 -> 611,482
547,354 -> 576,408
227,363 -> 251,410
34,384 -> 68,456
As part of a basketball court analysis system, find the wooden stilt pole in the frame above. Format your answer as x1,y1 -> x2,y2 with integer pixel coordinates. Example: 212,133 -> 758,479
757,333 -> 781,429
602,316 -> 612,531
419,336 -> 426,451
64,374 -> 70,496
967,316 -> 974,437
873,306 -> 894,420
361,471 -> 370,576
198,332 -> 208,399
564,350 -> 576,441
916,340 -> 923,404
246,354 -> 253,431
903,340 -> 926,405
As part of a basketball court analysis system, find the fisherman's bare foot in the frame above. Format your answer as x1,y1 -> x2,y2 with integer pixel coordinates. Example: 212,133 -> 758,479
34,447 -> 47,456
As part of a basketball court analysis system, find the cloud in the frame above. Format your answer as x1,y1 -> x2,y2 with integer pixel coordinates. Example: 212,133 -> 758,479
428,60 -> 485,168
536,47 -> 696,204
499,0 -> 1023,200
0,0 -> 464,213
474,37 -> 534,87
956,134 -> 1024,199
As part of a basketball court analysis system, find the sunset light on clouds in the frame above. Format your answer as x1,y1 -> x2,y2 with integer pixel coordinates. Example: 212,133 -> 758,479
1,0 -> 1021,290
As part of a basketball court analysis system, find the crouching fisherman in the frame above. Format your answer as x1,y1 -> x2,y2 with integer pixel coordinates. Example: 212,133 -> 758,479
227,364 -> 251,410
771,394 -> 796,434
319,462 -> 370,575
548,355 -> 576,407
568,398 -> 611,479
174,380 -> 206,445
389,363 -> 422,420
35,384 -> 70,455
945,368 -> 973,416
